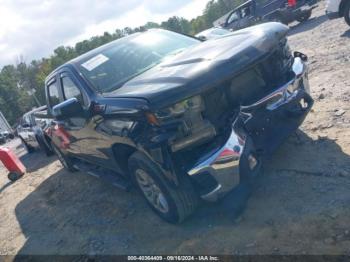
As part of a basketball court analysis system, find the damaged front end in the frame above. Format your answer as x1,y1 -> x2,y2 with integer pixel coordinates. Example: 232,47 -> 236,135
144,39 -> 313,201
187,54 -> 313,201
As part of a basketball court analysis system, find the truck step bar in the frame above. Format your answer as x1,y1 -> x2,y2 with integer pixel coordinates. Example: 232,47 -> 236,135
73,160 -> 132,192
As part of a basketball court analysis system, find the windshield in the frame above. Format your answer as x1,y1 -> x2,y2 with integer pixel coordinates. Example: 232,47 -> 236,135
77,30 -> 199,93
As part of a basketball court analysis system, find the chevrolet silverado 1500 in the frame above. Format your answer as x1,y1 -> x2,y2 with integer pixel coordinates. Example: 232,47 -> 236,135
45,23 -> 313,223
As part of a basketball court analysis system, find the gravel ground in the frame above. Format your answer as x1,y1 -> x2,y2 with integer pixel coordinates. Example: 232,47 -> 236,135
0,2 -> 349,255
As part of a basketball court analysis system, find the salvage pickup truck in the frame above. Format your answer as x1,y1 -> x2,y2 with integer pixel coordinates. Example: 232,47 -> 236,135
46,23 -> 313,223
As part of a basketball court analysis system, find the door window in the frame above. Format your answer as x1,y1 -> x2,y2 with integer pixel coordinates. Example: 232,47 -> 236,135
241,7 -> 251,17
22,115 -> 31,128
227,11 -> 240,24
61,76 -> 84,106
48,81 -> 61,108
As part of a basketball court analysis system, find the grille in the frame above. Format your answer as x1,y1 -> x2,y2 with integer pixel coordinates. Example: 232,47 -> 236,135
203,39 -> 293,134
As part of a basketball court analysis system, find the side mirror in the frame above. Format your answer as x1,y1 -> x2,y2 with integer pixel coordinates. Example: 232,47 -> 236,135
197,35 -> 207,41
294,51 -> 308,62
52,98 -> 84,120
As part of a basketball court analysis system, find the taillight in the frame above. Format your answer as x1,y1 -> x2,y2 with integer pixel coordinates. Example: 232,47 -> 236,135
214,148 -> 240,164
288,0 -> 296,7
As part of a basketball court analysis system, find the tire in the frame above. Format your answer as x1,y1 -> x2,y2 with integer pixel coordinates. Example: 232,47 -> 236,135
20,137 -> 35,154
51,143 -> 76,172
271,14 -> 288,25
128,152 -> 199,223
296,10 -> 312,23
8,172 -> 23,181
344,1 -> 350,26
36,136 -> 54,156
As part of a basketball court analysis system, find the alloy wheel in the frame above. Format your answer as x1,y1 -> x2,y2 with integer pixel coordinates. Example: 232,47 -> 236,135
135,169 -> 169,213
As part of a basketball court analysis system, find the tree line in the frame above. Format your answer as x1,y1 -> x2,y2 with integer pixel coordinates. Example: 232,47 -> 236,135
0,0 -> 242,125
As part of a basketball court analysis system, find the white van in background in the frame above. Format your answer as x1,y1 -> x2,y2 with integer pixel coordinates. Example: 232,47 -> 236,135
326,0 -> 350,25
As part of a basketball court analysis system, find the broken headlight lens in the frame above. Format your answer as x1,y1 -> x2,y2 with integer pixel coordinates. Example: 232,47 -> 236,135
155,95 -> 203,121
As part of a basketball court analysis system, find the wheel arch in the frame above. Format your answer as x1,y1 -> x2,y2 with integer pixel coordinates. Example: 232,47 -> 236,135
111,142 -> 181,187
339,0 -> 349,16
111,143 -> 137,175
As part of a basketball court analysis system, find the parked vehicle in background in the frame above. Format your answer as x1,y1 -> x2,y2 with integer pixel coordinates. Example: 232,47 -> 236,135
0,111 -> 14,139
17,106 -> 53,156
0,131 -> 13,139
326,0 -> 350,25
46,25 -> 312,223
0,133 -> 6,145
0,131 -> 14,144
214,0 -> 317,31
195,27 -> 231,41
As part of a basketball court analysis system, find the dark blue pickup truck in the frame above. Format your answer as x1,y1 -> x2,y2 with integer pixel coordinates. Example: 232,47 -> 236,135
215,0 -> 318,31
46,24 -> 313,223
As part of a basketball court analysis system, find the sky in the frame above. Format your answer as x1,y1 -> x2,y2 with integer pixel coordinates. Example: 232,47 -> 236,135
0,0 -> 210,67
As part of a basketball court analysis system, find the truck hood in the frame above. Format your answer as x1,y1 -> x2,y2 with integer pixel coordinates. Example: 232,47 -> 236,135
103,22 -> 289,110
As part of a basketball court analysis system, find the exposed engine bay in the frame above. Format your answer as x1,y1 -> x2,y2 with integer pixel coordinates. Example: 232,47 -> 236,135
161,38 -> 296,157
154,43 -> 312,200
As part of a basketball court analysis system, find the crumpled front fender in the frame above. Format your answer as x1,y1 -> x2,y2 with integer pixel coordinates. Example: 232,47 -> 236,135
187,53 -> 313,201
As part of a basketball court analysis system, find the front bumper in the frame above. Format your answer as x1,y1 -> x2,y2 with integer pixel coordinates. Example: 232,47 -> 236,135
326,11 -> 340,19
188,56 -> 313,201
188,125 -> 259,201
291,4 -> 317,16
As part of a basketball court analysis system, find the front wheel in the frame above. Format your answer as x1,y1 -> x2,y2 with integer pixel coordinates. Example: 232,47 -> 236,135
20,137 -> 35,153
128,152 -> 199,223
344,1 -> 350,26
51,143 -> 76,172
37,136 -> 54,156
296,10 -> 312,22
8,172 -> 23,181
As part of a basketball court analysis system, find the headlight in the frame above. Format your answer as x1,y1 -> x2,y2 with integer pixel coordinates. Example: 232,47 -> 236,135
287,80 -> 300,94
155,95 -> 203,121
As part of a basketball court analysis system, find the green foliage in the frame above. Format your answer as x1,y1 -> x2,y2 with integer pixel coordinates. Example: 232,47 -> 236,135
0,0 -> 243,125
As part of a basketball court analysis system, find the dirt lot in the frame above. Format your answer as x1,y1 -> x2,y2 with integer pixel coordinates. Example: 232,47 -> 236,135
0,3 -> 350,255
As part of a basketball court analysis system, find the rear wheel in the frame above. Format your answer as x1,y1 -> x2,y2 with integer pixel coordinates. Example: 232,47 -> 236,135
296,10 -> 312,22
344,1 -> 350,26
128,152 -> 199,223
20,137 -> 35,154
8,172 -> 23,181
51,143 -> 76,172
36,136 -> 54,156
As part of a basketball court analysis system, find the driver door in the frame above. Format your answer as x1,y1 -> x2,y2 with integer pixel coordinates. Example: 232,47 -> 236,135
58,71 -> 110,167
